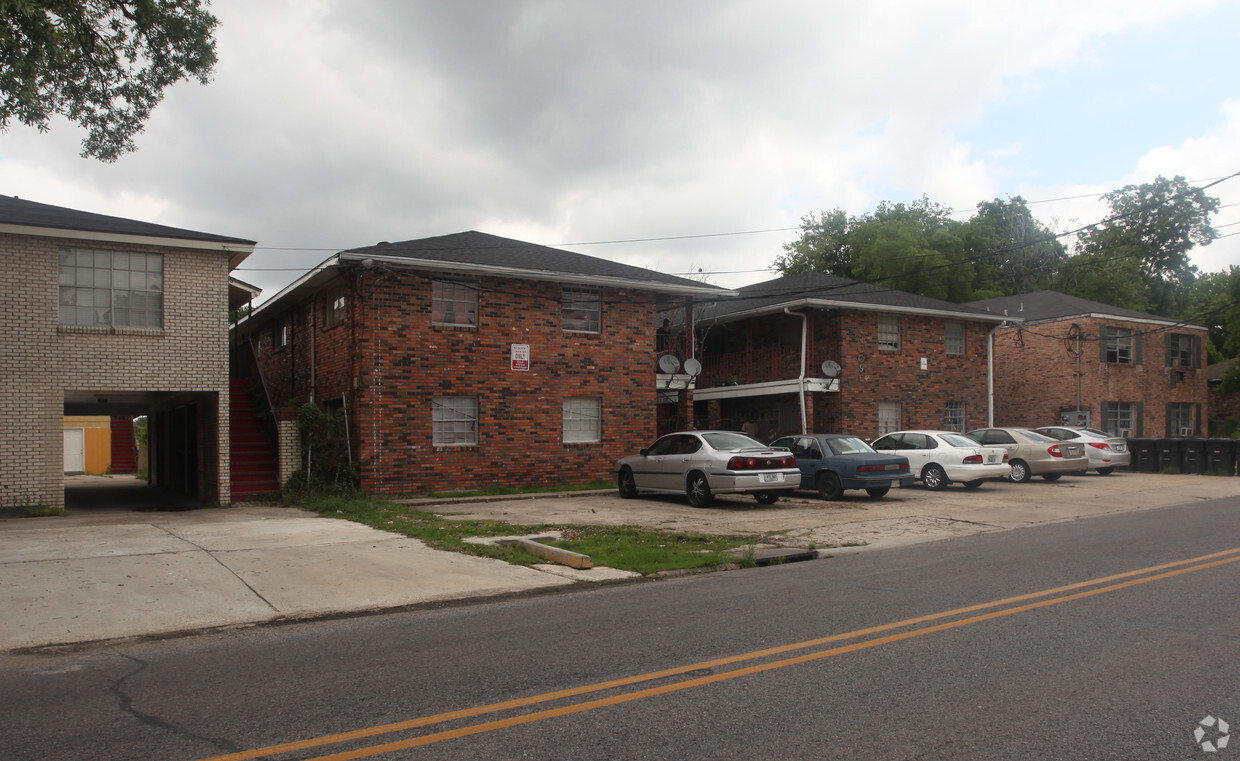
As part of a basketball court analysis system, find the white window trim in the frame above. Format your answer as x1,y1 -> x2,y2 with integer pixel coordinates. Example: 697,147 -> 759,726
562,287 -> 601,334
432,396 -> 478,446
878,314 -> 900,351
432,279 -> 479,327
563,397 -> 602,443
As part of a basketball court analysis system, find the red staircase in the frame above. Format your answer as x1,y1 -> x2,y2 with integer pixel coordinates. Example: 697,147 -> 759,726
110,417 -> 138,473
230,378 -> 280,499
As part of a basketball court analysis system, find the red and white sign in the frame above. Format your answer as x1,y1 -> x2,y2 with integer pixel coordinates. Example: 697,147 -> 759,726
511,343 -> 530,371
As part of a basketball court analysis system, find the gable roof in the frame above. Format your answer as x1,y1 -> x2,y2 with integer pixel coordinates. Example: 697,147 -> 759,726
0,194 -> 256,268
966,290 -> 1203,329
697,271 -> 1009,324
340,231 -> 729,294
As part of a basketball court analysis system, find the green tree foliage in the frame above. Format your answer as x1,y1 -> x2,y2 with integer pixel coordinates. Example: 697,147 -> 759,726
0,0 -> 219,161
965,196 -> 1067,296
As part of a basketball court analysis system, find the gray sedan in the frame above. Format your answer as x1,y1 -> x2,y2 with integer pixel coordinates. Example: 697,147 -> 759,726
616,430 -> 800,507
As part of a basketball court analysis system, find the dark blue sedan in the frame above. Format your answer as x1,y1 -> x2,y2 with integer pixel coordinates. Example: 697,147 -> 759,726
769,434 -> 913,499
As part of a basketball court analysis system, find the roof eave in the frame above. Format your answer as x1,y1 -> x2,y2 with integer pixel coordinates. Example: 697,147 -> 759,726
702,297 -> 1016,325
0,221 -> 255,268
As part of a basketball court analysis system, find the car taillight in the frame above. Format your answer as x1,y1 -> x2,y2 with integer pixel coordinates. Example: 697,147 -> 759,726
1088,442 -> 1111,451
1003,452 -> 1009,462
726,455 -> 795,470
962,454 -> 982,464
1048,445 -> 1063,457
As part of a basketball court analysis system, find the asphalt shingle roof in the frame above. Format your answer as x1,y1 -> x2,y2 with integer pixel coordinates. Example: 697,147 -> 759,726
697,271 -> 1003,322
345,231 -> 726,291
967,290 -> 1176,324
0,194 -> 255,245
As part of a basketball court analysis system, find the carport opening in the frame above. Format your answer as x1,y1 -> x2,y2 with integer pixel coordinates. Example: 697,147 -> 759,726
63,390 -> 219,513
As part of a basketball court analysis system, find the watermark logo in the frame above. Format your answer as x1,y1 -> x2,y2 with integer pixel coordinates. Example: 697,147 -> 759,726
1195,716 -> 1230,753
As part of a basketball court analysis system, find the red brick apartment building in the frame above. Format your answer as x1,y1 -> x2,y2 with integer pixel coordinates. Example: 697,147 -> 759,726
684,272 -> 1012,440
0,195 -> 256,510
968,291 -> 1209,437
240,232 -> 728,495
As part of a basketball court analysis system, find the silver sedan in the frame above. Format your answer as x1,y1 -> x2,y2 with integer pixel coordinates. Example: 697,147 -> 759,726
616,430 -> 800,507
1035,426 -> 1132,475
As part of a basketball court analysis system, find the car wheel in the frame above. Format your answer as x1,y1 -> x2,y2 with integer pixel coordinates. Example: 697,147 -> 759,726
686,472 -> 715,508
816,471 -> 844,500
754,491 -> 780,505
1009,459 -> 1031,483
1096,467 -> 1114,476
922,464 -> 948,491
617,467 -> 638,499
1042,473 -> 1062,482
963,480 -> 983,490
865,486 -> 890,498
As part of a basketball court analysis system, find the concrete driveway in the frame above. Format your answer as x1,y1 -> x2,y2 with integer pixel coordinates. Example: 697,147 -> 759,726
2,472 -> 1237,652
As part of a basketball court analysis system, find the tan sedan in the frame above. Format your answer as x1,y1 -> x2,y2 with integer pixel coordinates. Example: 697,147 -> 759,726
965,427 -> 1089,483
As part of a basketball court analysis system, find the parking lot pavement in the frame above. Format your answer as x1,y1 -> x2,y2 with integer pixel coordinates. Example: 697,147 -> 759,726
420,471 -> 1240,550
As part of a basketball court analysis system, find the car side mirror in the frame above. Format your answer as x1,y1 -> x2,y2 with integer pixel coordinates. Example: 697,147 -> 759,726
639,448 -> 649,456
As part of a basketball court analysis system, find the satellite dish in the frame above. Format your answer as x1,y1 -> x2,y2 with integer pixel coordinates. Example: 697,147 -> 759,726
821,360 -> 841,378
658,355 -> 681,374
683,358 -> 702,377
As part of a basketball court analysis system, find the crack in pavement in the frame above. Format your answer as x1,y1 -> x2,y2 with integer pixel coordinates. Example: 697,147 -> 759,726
109,655 -> 242,756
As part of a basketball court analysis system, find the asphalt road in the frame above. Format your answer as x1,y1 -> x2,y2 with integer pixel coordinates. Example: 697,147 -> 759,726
3,494 -> 1238,760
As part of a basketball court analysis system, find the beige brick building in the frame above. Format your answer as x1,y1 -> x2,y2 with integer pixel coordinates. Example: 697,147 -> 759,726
969,291 -> 1209,437
0,195 -> 255,510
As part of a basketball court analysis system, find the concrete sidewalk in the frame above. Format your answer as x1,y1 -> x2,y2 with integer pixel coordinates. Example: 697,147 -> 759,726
2,472 -> 1238,652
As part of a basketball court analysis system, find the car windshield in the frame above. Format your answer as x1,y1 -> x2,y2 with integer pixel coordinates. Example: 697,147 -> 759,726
702,432 -> 768,451
827,437 -> 876,455
941,433 -> 982,448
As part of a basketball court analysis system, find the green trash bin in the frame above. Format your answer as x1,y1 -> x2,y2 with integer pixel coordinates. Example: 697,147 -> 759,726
1180,438 -> 1206,474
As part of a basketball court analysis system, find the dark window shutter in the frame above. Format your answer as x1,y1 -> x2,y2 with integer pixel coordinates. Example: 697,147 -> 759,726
1166,403 -> 1173,436
1134,331 -> 1143,365
1135,402 -> 1144,436
1099,328 -> 1108,362
1195,403 -> 1203,434
1165,333 -> 1173,367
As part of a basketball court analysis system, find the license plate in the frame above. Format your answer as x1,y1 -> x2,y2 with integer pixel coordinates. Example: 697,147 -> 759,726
1114,444 -> 1127,452
761,473 -> 782,483
884,463 -> 900,470
1066,445 -> 1081,456
987,455 -> 999,463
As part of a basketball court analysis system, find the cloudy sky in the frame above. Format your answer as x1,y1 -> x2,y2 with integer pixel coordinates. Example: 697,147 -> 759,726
4,0 -> 1239,299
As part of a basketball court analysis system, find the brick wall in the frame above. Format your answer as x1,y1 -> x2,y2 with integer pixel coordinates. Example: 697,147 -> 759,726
990,317 -> 1209,435
256,268 -> 659,494
0,233 -> 231,509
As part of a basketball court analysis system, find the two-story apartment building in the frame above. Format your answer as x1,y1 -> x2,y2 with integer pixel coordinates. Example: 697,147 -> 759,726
0,195 -> 256,510
968,291 -> 1209,436
240,231 -> 728,495
684,272 -> 1012,440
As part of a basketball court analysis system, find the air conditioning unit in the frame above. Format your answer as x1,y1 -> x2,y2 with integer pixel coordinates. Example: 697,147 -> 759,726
1117,429 -> 1132,438
1179,427 -> 1194,436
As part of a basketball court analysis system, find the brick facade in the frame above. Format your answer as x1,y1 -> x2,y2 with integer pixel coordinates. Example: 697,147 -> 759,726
989,317 -> 1209,435
255,267 -> 660,495
1,233 -> 233,509
697,308 -> 994,439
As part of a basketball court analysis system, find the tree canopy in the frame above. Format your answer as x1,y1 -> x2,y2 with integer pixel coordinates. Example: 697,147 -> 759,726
0,0 -> 219,161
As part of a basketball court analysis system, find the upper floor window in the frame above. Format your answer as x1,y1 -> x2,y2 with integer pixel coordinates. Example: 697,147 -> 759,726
278,322 -> 290,349
1102,326 -> 1136,364
58,249 -> 163,328
432,396 -> 478,445
945,321 -> 965,355
562,287 -> 601,333
1167,333 -> 1197,368
326,292 -> 346,326
877,314 -> 900,351
432,280 -> 478,327
563,397 -> 601,443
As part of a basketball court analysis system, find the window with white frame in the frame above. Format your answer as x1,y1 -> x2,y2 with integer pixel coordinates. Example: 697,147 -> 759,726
1102,402 -> 1136,437
278,321 -> 290,349
432,397 -> 477,445
562,287 -> 601,333
878,314 -> 900,351
432,280 -> 478,326
944,401 -> 965,432
1167,403 -> 1196,436
58,248 -> 163,328
945,321 -> 965,355
326,292 -> 346,326
877,401 -> 902,434
563,398 -> 601,443
1102,326 -> 1135,364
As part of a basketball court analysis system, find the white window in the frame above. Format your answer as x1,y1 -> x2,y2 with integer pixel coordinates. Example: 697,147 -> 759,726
432,280 -> 478,326
1102,327 -> 1135,364
945,321 -> 965,355
944,401 -> 965,432
562,287 -> 601,333
278,321 -> 290,348
563,398 -> 601,443
58,248 -> 163,328
878,314 -> 900,351
878,401 -> 902,435
326,292 -> 346,326
432,397 -> 477,445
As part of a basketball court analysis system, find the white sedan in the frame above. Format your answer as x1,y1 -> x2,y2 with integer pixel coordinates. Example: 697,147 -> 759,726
871,430 -> 1011,490
616,430 -> 800,507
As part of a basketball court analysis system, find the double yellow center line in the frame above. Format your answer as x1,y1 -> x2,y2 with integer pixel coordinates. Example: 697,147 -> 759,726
201,545 -> 1240,761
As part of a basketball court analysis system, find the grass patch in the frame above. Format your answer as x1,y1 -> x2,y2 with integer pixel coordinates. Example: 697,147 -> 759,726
294,494 -> 754,574
423,481 -> 611,499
